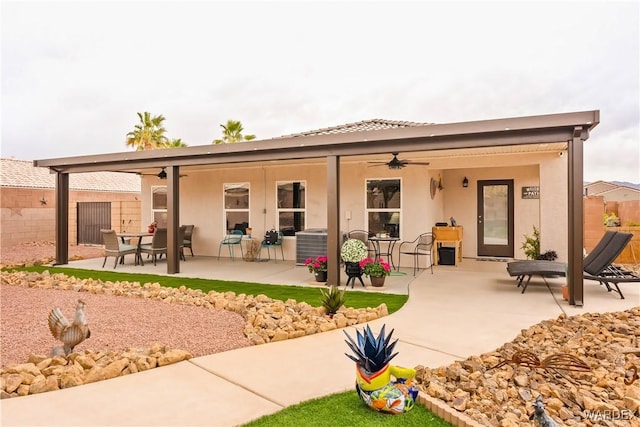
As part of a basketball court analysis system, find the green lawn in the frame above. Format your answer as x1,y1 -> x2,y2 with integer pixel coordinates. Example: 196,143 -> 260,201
5,266 -> 408,314
243,390 -> 452,427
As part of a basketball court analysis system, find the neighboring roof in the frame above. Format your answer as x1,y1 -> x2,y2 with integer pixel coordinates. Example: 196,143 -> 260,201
0,158 -> 140,192
278,119 -> 431,138
584,180 -> 640,195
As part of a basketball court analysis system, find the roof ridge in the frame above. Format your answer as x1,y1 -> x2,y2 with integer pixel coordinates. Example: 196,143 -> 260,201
277,118 -> 432,138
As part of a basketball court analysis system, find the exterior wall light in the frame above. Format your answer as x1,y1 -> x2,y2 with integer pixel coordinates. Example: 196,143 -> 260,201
462,177 -> 469,188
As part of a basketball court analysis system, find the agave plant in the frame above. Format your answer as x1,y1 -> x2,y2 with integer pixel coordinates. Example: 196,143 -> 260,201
344,324 -> 398,374
320,285 -> 345,316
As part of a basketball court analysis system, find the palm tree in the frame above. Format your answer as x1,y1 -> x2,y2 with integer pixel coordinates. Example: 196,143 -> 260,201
125,112 -> 169,150
212,120 -> 256,144
167,138 -> 188,148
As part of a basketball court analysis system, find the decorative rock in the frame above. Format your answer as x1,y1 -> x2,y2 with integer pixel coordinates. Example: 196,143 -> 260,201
157,349 -> 192,367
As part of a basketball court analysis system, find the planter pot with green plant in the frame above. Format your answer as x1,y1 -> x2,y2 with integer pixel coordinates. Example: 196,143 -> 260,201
521,226 -> 558,261
359,257 -> 391,287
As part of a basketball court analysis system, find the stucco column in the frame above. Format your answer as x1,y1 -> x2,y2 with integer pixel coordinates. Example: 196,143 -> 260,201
327,155 -> 341,286
54,172 -> 69,265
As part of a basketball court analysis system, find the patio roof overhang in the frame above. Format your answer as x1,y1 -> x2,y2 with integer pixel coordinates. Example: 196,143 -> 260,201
35,110 -> 599,306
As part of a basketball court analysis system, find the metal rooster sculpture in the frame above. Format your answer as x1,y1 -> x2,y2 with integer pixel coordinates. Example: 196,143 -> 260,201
48,299 -> 91,356
344,324 -> 418,414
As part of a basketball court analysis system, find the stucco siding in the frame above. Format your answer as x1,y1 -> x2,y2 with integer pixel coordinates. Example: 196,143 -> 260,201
140,150 -> 567,266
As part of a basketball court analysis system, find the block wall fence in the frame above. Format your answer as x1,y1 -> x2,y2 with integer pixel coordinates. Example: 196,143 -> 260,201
584,195 -> 639,264
1,187 -> 140,247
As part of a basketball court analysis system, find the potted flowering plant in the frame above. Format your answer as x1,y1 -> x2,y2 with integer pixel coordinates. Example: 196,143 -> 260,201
359,257 -> 391,287
305,255 -> 328,282
148,221 -> 158,233
341,239 -> 368,287
341,239 -> 368,263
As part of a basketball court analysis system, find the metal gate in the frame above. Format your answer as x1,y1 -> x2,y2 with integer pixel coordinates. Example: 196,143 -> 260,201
77,202 -> 111,244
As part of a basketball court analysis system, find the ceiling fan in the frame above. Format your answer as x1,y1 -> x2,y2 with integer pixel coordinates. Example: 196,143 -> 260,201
139,167 -> 187,179
368,152 -> 430,170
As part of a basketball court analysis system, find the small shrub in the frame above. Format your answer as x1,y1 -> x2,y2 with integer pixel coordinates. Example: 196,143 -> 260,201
536,250 -> 558,261
603,212 -> 621,227
320,285 -> 345,316
521,226 -> 540,260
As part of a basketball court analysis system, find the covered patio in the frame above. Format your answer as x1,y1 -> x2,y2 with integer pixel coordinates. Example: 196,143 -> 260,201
36,110 -> 600,305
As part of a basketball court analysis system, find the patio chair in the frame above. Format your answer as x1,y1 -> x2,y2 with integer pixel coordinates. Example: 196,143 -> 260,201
218,230 -> 244,261
139,228 -> 168,266
347,230 -> 375,257
398,232 -> 435,275
101,229 -> 138,269
583,232 -> 639,299
507,230 -> 617,292
257,231 -> 285,263
182,224 -> 195,256
178,225 -> 187,261
507,231 -> 639,298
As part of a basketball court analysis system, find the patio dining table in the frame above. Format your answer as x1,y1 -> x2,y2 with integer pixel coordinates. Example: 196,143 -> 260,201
117,231 -> 153,266
369,236 -> 400,270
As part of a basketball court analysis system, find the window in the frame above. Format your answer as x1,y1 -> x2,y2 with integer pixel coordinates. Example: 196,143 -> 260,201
151,186 -> 167,227
277,181 -> 305,235
366,179 -> 401,237
224,183 -> 250,234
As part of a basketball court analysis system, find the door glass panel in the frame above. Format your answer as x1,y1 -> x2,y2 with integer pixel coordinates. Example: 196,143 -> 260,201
483,184 -> 508,245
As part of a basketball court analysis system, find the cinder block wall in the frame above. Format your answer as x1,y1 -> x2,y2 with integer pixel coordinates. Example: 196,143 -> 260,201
1,187 -> 140,247
583,195 -> 639,264
583,196 -> 605,252
618,200 -> 640,225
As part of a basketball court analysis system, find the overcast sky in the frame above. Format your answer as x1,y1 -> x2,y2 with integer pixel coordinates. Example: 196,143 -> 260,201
2,1 -> 638,183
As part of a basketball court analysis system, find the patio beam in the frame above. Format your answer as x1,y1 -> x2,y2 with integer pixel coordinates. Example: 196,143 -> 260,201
567,126 -> 587,306
54,172 -> 69,265
166,166 -> 180,274
327,155 -> 341,286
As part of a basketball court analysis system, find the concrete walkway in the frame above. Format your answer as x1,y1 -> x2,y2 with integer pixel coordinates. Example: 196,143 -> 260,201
2,259 -> 638,426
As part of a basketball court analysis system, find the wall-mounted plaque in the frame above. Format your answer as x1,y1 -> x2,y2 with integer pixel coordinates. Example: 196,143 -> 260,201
522,186 -> 540,199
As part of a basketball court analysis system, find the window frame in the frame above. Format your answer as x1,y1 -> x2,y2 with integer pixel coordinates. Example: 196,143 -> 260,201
151,185 -> 167,227
276,180 -> 306,235
365,178 -> 402,238
223,182 -> 250,234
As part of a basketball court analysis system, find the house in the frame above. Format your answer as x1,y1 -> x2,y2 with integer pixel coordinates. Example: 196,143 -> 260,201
584,180 -> 640,203
0,158 -> 141,247
34,110 -> 599,305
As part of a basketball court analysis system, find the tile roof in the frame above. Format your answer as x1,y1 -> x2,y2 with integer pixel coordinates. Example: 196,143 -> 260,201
1,158 -> 140,193
277,119 -> 432,138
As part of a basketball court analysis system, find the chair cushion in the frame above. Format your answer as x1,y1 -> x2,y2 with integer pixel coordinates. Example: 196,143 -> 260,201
119,244 -> 138,251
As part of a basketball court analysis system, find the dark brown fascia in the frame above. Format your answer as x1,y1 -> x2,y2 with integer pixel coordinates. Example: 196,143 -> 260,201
34,110 -> 599,174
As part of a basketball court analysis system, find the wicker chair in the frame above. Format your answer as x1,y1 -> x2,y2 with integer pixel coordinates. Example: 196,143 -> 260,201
139,228 -> 168,266
101,229 -> 138,269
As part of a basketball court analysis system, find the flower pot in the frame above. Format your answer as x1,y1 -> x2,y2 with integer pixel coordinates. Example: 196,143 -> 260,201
369,276 -> 385,287
562,285 -> 569,301
314,271 -> 327,283
345,262 -> 362,277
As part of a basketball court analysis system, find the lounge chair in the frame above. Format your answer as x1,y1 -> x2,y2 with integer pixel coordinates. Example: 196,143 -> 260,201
507,231 -> 639,298
583,232 -> 639,299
